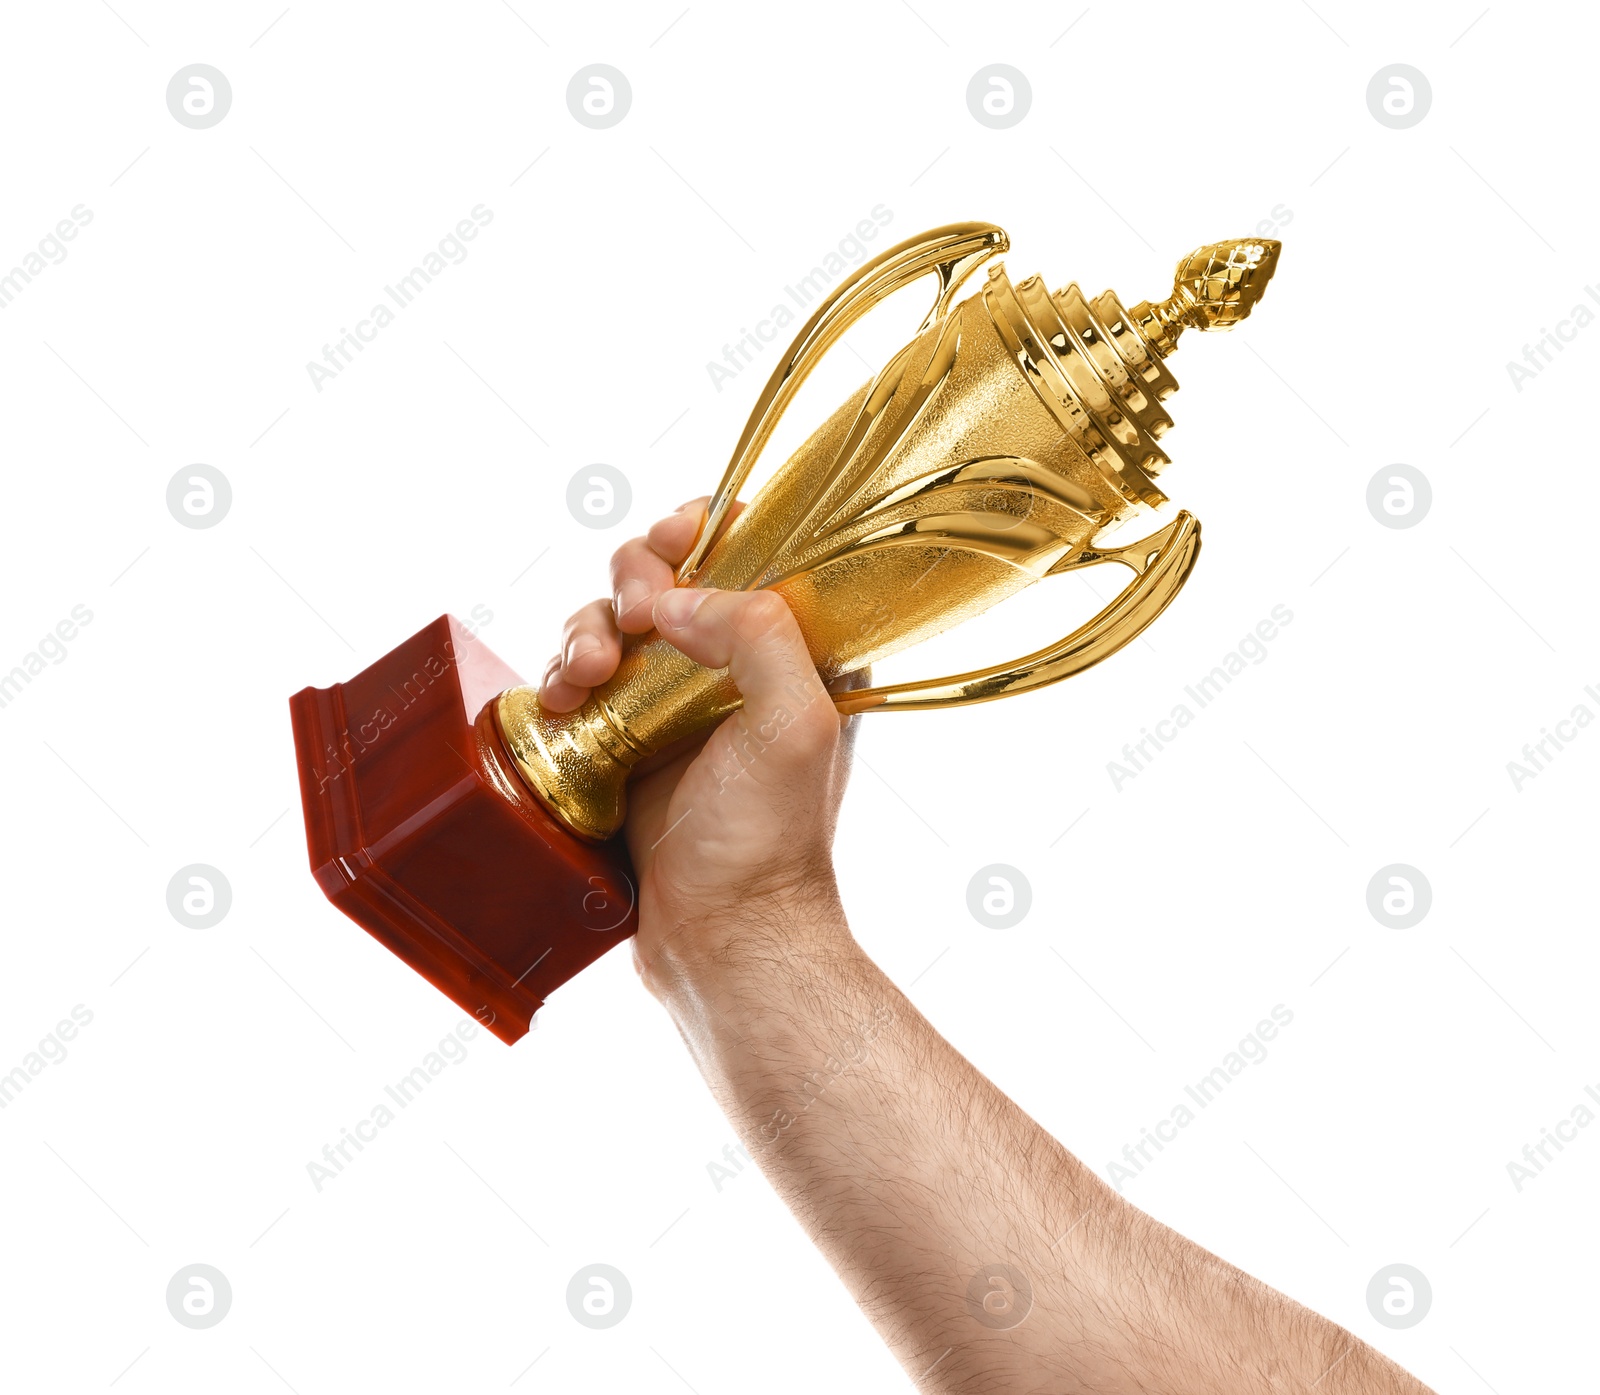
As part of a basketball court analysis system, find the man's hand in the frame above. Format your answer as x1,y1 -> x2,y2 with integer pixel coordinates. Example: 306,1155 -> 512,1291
541,502 -> 1435,1395
538,498 -> 856,993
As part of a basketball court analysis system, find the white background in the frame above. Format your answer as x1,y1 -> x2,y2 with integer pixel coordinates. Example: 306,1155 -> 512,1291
0,2 -> 1592,1390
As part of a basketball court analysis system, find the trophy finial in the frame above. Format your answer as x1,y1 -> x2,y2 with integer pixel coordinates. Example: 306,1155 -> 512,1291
1131,238 -> 1282,353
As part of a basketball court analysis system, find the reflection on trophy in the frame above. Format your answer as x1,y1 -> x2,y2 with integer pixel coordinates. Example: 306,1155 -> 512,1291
290,223 -> 1280,1041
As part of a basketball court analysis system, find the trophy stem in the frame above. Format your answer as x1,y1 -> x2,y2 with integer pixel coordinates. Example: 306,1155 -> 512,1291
495,636 -> 743,841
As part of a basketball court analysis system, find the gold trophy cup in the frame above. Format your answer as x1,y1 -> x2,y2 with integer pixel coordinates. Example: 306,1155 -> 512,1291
498,223 -> 1281,839
291,221 -> 1280,1041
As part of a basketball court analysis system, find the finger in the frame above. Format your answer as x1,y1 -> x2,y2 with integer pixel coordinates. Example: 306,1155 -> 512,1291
544,498 -> 753,710
609,537 -> 678,634
645,498 -> 711,567
647,496 -> 749,569
559,599 -> 622,687
616,498 -> 753,631
652,586 -> 838,769
539,598 -> 620,712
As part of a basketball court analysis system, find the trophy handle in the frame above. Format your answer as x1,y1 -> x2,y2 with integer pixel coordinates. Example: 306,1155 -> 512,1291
831,511 -> 1201,714
681,221 -> 1010,580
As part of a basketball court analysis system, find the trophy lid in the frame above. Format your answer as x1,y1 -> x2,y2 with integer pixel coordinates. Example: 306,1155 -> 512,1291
1040,237 -> 1282,496
1128,238 -> 1282,355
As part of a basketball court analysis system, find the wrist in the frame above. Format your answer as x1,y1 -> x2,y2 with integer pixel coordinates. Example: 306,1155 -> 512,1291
635,874 -> 856,1006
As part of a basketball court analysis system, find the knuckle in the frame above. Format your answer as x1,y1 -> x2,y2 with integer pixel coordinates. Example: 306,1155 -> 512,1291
565,600 -> 610,642
648,503 -> 703,546
738,589 -> 794,638
608,537 -> 652,582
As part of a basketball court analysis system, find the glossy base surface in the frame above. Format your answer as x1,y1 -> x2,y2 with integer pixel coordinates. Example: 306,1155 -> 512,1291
288,615 -> 637,1044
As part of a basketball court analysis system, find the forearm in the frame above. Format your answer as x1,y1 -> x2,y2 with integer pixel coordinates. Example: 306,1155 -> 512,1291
647,895 -> 1433,1395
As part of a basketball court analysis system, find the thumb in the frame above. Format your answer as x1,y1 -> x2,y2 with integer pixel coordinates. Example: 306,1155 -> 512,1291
653,586 -> 836,750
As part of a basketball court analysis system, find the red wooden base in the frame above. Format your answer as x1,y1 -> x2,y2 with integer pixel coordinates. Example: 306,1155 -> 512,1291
288,615 -> 637,1044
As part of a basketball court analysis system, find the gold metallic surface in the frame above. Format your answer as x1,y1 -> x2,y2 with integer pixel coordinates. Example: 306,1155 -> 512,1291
499,225 -> 1281,839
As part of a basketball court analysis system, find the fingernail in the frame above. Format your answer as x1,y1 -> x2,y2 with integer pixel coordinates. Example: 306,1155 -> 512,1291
613,578 -> 651,621
656,587 -> 710,629
563,633 -> 600,668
